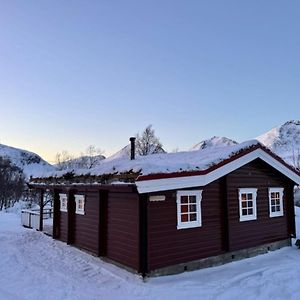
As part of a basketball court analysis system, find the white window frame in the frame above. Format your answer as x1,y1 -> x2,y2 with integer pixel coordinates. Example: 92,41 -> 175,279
268,187 -> 284,218
59,193 -> 68,212
176,190 -> 202,230
75,194 -> 85,215
238,188 -> 257,222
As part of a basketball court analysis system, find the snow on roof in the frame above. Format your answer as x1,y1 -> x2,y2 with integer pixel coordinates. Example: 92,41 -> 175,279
38,140 -> 261,179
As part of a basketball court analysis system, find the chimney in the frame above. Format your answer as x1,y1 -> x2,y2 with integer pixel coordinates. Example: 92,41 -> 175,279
129,137 -> 136,160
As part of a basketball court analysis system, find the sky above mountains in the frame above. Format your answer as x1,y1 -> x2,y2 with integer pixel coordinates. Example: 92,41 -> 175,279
1,1 -> 300,163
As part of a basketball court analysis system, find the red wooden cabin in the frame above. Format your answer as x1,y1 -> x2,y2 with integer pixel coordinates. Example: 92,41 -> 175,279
30,140 -> 300,277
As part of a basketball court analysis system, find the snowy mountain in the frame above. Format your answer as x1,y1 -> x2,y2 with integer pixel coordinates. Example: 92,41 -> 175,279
0,143 -> 55,178
106,145 -> 131,161
257,120 -> 300,167
191,136 -> 238,151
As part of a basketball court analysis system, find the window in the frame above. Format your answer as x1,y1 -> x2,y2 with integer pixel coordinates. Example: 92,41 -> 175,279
239,188 -> 257,221
176,190 -> 202,229
75,195 -> 85,215
59,193 -> 68,212
269,188 -> 284,217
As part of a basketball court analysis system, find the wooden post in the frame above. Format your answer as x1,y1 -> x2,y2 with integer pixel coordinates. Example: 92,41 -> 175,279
39,189 -> 44,232
98,190 -> 108,257
52,189 -> 60,239
67,190 -> 75,245
287,183 -> 296,238
139,193 -> 148,277
221,176 -> 230,252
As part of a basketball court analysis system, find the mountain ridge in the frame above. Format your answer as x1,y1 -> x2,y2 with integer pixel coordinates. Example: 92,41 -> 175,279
191,136 -> 238,151
0,143 -> 55,178
257,120 -> 300,168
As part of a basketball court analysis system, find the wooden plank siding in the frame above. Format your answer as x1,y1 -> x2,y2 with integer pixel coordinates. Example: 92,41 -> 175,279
106,191 -> 140,271
48,157 -> 296,274
73,191 -> 100,255
147,180 -> 224,271
59,212 -> 68,243
226,159 -> 294,251
146,158 -> 295,272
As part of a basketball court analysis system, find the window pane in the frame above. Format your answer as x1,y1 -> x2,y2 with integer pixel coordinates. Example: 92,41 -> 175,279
242,209 -> 248,215
248,208 -> 253,215
181,214 -> 188,222
247,193 -> 253,200
271,207 -> 276,212
247,201 -> 253,207
189,204 -> 197,212
181,205 -> 188,213
181,196 -> 188,203
276,206 -> 281,212
241,194 -> 247,200
276,199 -> 280,205
189,196 -> 196,203
190,213 -> 197,221
242,201 -> 247,208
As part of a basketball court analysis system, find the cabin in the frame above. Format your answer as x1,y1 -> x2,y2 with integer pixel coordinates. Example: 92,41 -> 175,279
30,139 -> 300,277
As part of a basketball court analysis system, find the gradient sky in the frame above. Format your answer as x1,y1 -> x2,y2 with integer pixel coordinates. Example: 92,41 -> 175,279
0,1 -> 299,163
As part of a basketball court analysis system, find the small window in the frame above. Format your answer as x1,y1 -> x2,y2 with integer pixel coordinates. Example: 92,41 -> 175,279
75,195 -> 85,215
269,188 -> 284,217
59,193 -> 68,212
176,190 -> 202,229
239,188 -> 257,222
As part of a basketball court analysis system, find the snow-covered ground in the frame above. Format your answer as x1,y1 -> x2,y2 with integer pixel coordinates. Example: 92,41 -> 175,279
1,210 -> 300,300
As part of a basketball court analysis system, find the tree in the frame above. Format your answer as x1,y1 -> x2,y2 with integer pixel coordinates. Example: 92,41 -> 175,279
55,146 -> 105,171
135,125 -> 165,156
23,187 -> 53,209
77,145 -> 105,169
55,150 -> 74,171
0,157 -> 25,211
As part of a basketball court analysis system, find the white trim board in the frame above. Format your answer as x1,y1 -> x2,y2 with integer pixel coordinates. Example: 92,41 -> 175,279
136,148 -> 300,193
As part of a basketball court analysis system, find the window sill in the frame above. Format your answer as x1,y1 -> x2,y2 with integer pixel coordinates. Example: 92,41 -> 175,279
177,222 -> 201,230
239,216 -> 257,222
75,211 -> 85,215
269,213 -> 284,218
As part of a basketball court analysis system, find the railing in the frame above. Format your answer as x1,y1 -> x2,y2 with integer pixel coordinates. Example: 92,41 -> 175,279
21,208 -> 53,230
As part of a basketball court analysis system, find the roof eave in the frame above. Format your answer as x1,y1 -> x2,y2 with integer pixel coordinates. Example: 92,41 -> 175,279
136,147 -> 300,193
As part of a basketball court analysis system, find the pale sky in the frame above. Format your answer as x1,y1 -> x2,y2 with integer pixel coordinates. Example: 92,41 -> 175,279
0,0 -> 299,163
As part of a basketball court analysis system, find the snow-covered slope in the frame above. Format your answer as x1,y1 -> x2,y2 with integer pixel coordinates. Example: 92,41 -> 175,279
257,120 -> 300,166
0,143 -> 55,178
191,136 -> 238,151
107,145 -> 131,161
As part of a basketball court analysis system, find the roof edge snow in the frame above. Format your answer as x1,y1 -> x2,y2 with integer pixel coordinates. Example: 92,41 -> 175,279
136,145 -> 300,193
